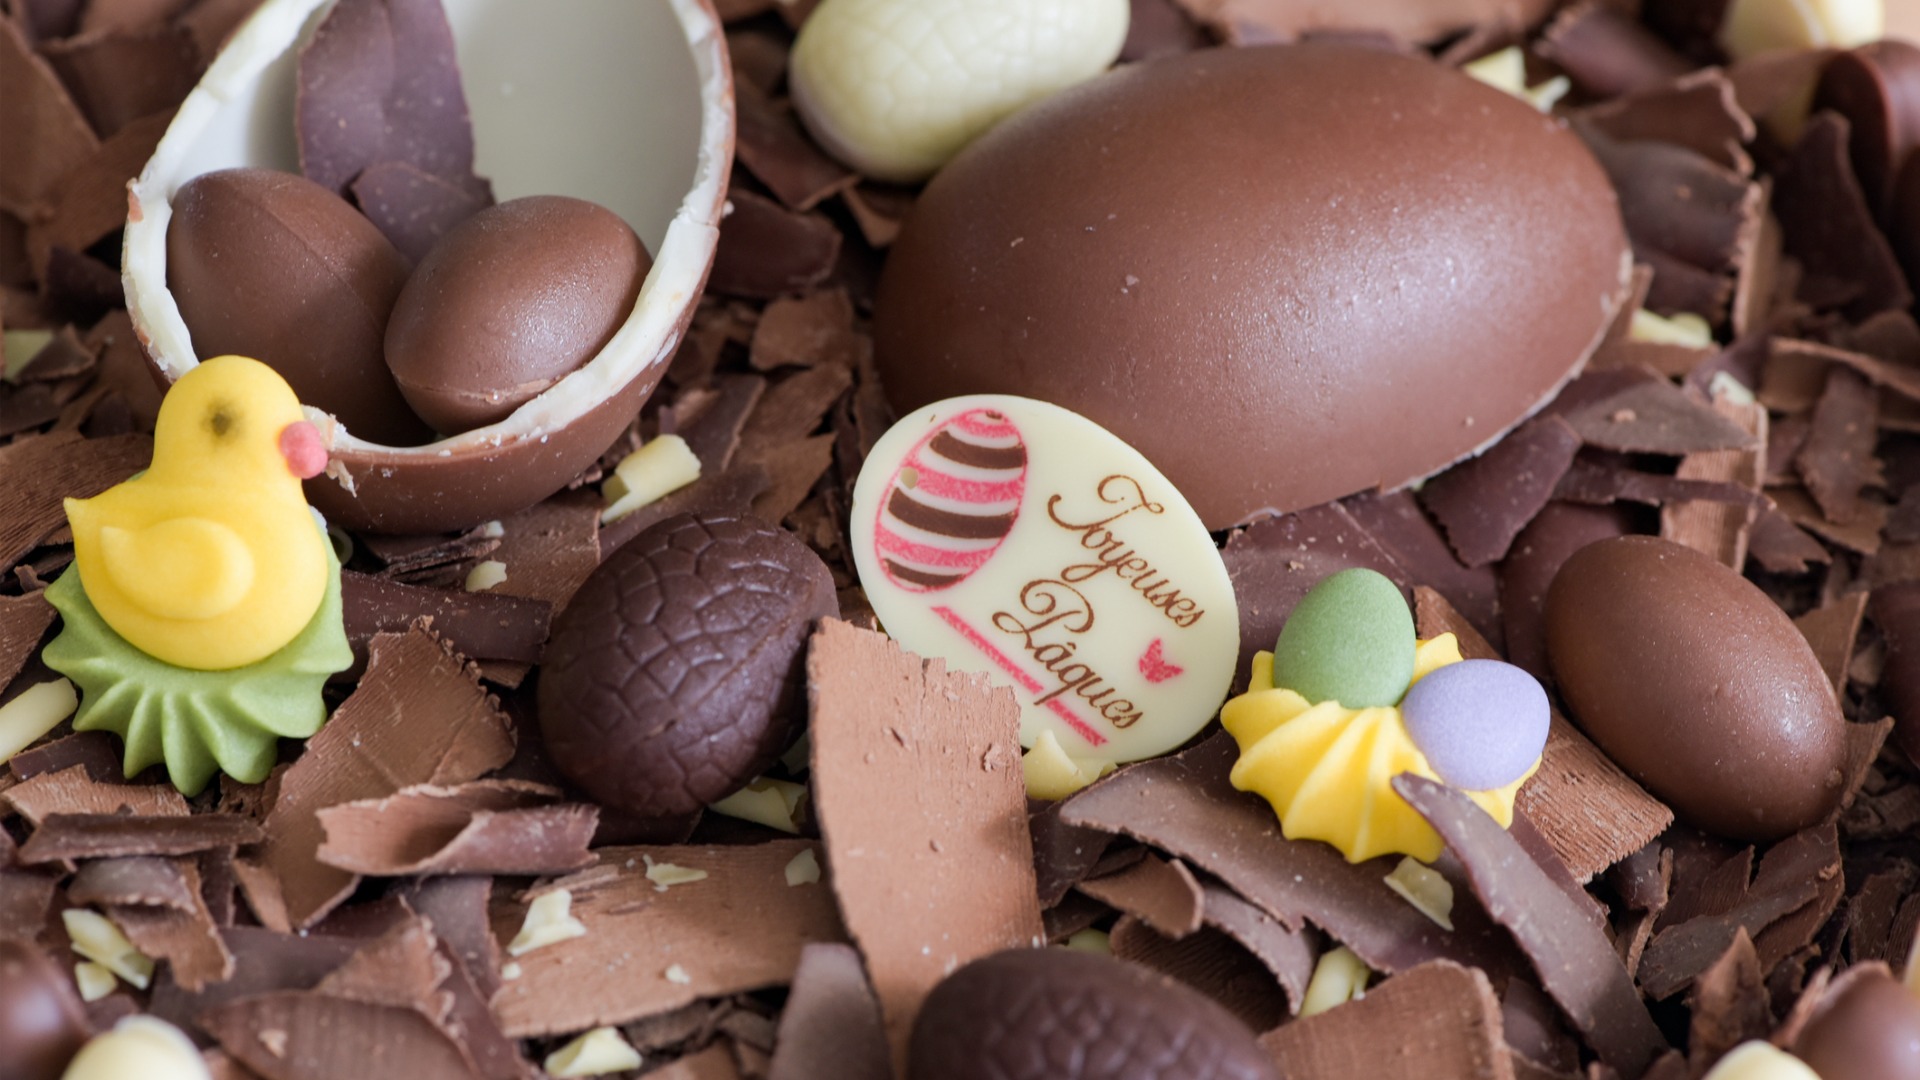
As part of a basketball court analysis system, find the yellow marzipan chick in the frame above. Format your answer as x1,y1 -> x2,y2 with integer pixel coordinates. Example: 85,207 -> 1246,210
65,356 -> 329,671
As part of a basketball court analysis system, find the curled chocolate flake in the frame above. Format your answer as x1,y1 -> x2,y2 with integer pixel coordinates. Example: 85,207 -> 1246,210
710,189 -> 842,300
1260,960 -> 1511,1080
1576,69 -> 1756,175
1775,113 -> 1913,320
1419,415 -> 1582,568
1538,2 -> 1692,99
1394,774 -> 1668,1077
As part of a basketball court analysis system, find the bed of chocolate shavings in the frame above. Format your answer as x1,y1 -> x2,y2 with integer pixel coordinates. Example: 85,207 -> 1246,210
805,619 -> 1041,1069
0,431 -> 148,568
491,839 -> 839,1038
709,189 -> 841,300
256,626 -> 515,929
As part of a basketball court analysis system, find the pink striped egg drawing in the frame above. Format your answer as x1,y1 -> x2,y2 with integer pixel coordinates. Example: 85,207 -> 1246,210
873,408 -> 1027,592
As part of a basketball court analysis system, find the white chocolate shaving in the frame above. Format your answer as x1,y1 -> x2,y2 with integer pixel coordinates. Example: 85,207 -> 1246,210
601,435 -> 701,523
74,961 -> 118,1002
0,678 -> 78,764
62,909 -> 155,990
1300,947 -> 1372,1017
1383,856 -> 1456,931
464,560 -> 508,592
709,776 -> 808,834
544,1027 -> 643,1078
507,890 -> 588,956
642,855 -> 709,892
784,848 -> 822,887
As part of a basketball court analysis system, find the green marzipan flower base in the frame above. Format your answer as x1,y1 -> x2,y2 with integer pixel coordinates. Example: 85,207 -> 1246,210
42,543 -> 352,796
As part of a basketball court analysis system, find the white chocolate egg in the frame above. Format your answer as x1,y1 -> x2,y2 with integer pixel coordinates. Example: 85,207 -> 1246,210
790,0 -> 1130,182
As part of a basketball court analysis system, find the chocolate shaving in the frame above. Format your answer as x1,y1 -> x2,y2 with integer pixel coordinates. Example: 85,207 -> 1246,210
17,811 -> 261,863
1637,881 -> 1819,999
749,289 -> 855,372
806,621 -> 1041,1069
0,15 -> 100,215
349,160 -> 491,266
402,875 -> 500,998
1395,775 -> 1667,1076
148,924 -> 357,1033
1749,508 -> 1831,574
840,184 -> 911,250
1538,2 -> 1692,99
69,854 -> 200,910
23,110 -> 167,282
1748,825 -> 1846,973
1419,415 -> 1583,568
201,992 -> 475,1080
315,780 -> 597,877
1260,960 -> 1511,1080
1794,593 -> 1868,697
0,432 -> 150,570
1198,878 -> 1316,1014
1109,918 -> 1288,1033
1060,733 -> 1522,979
341,571 -> 552,668
1561,378 -> 1760,456
1223,502 -> 1414,689
107,857 -> 233,991
296,0 -> 488,200
709,189 -> 842,300
39,25 -> 197,137
1167,0 -> 1556,46
1554,459 -> 1764,512
0,591 -> 55,691
258,627 -> 515,928
1796,367 -> 1881,525
3,764 -> 188,825
492,840 -> 842,1037
1661,392 -> 1765,571
1576,69 -> 1756,175
1774,112 -> 1913,320
1029,799 -> 1114,908
766,943 -> 891,1080
1416,587 -> 1673,881
1687,929 -> 1769,1073
1770,484 -> 1887,555
734,81 -> 857,213
1076,851 -> 1204,939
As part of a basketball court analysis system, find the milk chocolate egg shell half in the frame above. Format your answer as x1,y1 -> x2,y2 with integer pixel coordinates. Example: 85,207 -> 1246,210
122,0 -> 733,534
875,43 -> 1631,529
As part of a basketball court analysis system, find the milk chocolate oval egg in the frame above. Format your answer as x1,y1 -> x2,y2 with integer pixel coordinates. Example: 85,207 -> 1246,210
385,196 -> 648,434
1545,536 -> 1848,842
874,43 -> 1630,529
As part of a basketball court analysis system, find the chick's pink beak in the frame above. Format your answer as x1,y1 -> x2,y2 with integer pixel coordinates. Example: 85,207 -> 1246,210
279,421 -> 328,480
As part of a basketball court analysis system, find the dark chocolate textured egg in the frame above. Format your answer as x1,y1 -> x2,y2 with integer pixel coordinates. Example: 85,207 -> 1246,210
1545,536 -> 1848,842
910,949 -> 1277,1080
385,195 -> 649,434
538,514 -> 837,819
874,44 -> 1629,529
167,167 -> 432,446
1792,966 -> 1920,1080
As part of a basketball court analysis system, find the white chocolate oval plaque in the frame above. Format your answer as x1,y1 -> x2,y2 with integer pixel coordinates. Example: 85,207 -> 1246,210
850,395 -> 1239,762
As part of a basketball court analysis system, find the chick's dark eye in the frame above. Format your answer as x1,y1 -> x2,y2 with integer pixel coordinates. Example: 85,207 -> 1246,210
207,403 -> 233,437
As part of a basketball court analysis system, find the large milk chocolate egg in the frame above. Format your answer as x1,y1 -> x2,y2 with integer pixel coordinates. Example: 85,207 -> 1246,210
1792,966 -> 1920,1080
385,196 -> 648,434
874,44 -> 1629,529
167,168 -> 432,447
1545,536 -> 1848,842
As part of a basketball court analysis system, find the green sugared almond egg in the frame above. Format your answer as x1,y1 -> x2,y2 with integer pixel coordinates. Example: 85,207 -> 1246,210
1271,568 -> 1416,708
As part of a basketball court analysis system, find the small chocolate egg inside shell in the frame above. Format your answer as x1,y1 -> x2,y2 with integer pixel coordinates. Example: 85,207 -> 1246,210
166,167 -> 433,447
384,195 -> 649,434
1792,965 -> 1920,1080
538,514 -> 838,819
873,43 -> 1630,530
0,937 -> 91,1080
909,948 -> 1278,1080
1545,536 -> 1848,842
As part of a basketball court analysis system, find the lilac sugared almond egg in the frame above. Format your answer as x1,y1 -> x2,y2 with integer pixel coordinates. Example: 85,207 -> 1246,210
1400,659 -> 1549,792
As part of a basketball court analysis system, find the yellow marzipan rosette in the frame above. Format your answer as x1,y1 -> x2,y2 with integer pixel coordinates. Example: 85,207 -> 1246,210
1220,634 -> 1536,864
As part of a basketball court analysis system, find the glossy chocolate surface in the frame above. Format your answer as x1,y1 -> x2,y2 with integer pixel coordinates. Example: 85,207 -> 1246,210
1545,536 -> 1848,841
166,167 -> 432,447
874,44 -> 1629,529
538,514 -> 836,818
1793,965 -> 1920,1080
909,948 -> 1278,1080
384,195 -> 648,434
0,938 -> 90,1080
